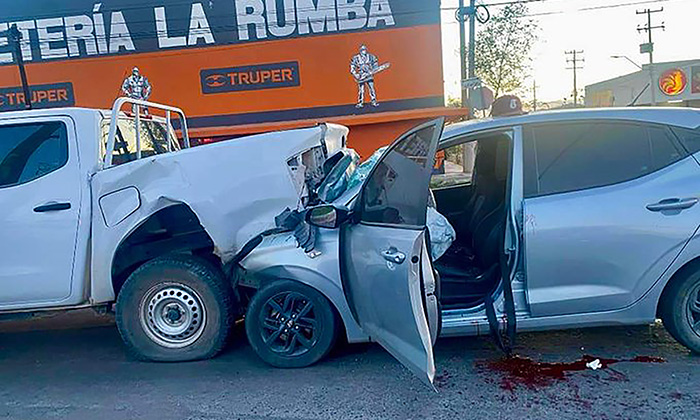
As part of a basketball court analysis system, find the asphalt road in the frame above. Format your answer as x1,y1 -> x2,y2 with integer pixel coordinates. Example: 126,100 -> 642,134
0,310 -> 698,420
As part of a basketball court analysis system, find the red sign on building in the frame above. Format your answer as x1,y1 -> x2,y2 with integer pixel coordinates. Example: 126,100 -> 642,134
659,68 -> 688,96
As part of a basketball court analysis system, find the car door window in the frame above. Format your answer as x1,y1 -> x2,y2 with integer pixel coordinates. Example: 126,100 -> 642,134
431,142 -> 477,188
649,126 -> 685,169
0,122 -> 68,188
524,121 -> 685,197
670,125 -> 700,155
361,125 -> 438,226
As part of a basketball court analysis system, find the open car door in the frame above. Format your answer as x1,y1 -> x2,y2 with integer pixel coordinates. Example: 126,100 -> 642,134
340,118 -> 444,386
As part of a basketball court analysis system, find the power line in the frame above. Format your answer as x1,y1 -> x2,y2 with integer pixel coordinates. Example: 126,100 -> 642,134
441,0 -> 548,9
527,0 -> 671,17
0,0 -> 679,40
0,0 -> 681,30
0,0 -> 683,64
484,0 -> 547,5
442,0 -> 678,20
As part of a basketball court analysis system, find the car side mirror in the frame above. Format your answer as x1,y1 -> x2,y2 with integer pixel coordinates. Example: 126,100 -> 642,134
305,205 -> 350,229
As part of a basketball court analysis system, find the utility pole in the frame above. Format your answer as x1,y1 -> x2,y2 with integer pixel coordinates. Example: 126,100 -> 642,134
565,50 -> 584,106
456,0 -> 489,111
4,24 -> 32,110
637,8 -> 664,106
458,0 -> 468,107
532,79 -> 538,111
468,0 -> 476,80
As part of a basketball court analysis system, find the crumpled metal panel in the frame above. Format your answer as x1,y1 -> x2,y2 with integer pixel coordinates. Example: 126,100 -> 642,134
89,124 -> 348,303
239,229 -> 368,343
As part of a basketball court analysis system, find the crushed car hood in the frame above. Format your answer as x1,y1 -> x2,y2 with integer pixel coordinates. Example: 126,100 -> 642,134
90,123 -> 348,301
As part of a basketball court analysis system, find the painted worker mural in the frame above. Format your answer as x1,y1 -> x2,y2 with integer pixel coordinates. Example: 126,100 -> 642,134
121,67 -> 152,102
350,45 -> 390,108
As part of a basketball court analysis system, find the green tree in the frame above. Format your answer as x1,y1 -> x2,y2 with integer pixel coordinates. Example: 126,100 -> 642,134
474,4 -> 538,98
446,96 -> 462,108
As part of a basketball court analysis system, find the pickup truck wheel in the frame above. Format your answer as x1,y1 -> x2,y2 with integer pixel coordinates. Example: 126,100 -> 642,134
116,255 -> 233,362
246,280 -> 339,368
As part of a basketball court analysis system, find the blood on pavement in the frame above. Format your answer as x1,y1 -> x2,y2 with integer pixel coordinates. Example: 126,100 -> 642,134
479,354 -> 665,391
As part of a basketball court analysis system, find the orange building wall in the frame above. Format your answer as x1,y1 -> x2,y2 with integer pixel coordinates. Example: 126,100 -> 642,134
0,25 -> 444,121
0,1 -> 466,153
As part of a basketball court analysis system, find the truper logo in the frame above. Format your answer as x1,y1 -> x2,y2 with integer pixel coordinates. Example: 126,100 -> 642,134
205,74 -> 228,88
201,62 -> 300,94
0,82 -> 74,111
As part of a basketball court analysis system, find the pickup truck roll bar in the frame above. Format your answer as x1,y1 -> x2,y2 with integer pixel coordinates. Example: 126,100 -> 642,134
104,97 -> 191,168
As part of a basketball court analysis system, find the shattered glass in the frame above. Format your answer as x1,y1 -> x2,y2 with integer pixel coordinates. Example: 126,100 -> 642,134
320,146 -> 456,260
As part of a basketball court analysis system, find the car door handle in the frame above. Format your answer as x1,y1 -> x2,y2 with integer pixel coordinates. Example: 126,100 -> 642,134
646,197 -> 698,212
33,202 -> 71,213
382,248 -> 406,264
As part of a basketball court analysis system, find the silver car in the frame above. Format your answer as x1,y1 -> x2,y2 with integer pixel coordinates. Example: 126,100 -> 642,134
238,108 -> 700,386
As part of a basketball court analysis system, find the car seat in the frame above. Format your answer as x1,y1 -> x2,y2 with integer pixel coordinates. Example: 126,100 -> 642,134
434,136 -> 509,308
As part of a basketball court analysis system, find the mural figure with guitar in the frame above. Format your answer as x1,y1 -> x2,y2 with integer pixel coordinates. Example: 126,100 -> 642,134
350,45 -> 390,108
121,66 -> 152,115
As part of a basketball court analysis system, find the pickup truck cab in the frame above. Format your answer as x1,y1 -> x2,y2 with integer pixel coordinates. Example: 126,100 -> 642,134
0,98 -> 348,361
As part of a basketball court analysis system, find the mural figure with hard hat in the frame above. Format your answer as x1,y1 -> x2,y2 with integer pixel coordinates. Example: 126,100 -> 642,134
350,45 -> 390,108
121,67 -> 152,101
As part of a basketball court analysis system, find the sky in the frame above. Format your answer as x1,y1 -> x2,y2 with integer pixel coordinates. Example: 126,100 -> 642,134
440,0 -> 700,103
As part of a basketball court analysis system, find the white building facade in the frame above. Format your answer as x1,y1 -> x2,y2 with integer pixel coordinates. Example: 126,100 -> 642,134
585,59 -> 700,108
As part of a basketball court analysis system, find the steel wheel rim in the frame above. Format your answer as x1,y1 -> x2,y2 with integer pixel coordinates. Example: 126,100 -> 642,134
259,291 -> 318,357
139,283 -> 206,349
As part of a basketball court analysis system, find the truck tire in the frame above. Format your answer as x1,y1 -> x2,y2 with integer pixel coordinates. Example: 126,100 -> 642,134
246,280 -> 339,368
116,255 -> 234,362
660,264 -> 700,354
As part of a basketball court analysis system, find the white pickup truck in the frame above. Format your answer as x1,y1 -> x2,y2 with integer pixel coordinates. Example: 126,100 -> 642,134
0,98 -> 347,361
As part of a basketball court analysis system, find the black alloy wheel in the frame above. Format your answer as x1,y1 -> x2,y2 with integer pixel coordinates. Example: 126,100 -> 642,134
246,280 -> 339,368
685,281 -> 700,336
260,291 -> 318,357
660,263 -> 700,354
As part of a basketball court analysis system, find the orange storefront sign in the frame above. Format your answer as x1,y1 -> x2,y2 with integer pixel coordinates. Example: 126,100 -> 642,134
0,1 -> 464,155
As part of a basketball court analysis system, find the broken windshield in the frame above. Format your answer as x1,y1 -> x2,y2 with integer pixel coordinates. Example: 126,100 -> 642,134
317,145 -> 455,260
316,149 -> 360,203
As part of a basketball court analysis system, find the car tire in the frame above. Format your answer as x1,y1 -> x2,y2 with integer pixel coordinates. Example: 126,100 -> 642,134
246,280 -> 339,368
116,255 -> 234,362
660,264 -> 700,354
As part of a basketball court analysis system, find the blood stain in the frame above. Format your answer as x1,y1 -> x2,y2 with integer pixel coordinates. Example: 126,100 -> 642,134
479,354 -> 665,391
628,355 -> 665,363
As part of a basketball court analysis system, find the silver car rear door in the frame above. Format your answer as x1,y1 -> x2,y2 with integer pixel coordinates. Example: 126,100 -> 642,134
522,120 -> 700,316
340,118 -> 444,386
